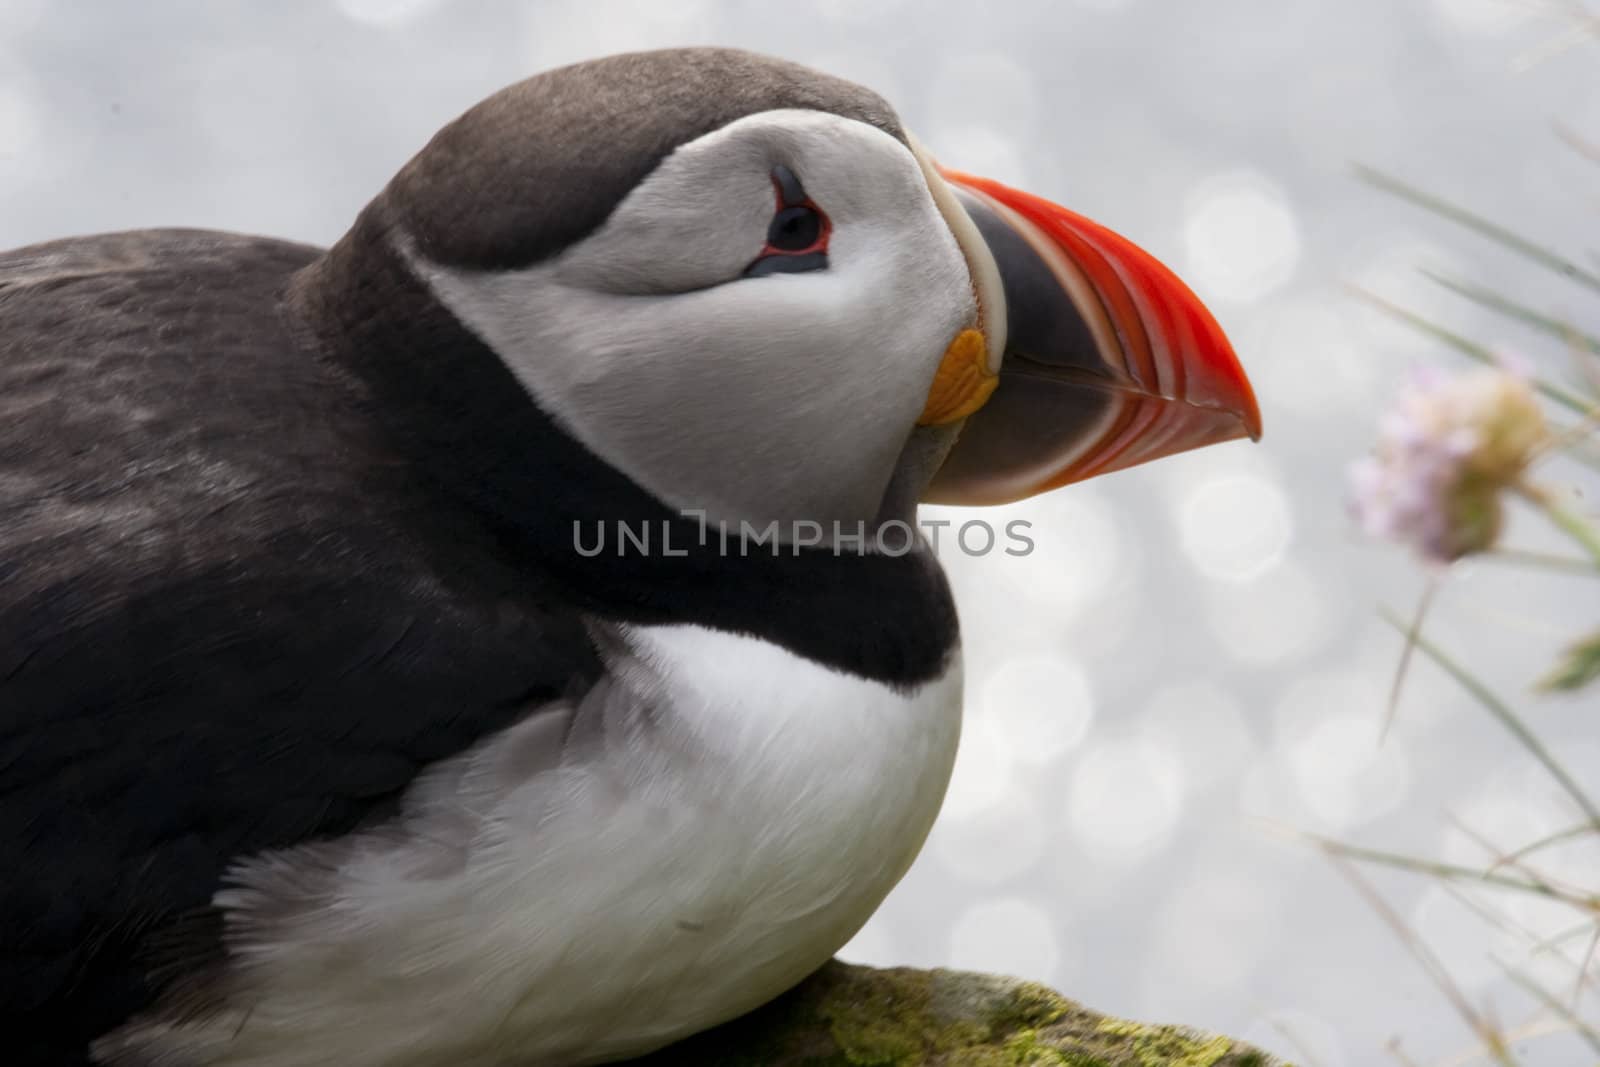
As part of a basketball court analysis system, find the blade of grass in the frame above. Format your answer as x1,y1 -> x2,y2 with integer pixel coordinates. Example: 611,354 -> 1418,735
1578,328 -> 1600,396
1349,286 -> 1595,415
1449,815 -> 1562,890
1261,1016 -> 1328,1067
1384,1037 -> 1423,1067
1382,581 -> 1438,743
1543,439 -> 1600,478
1513,485 -> 1600,570
1441,871 -> 1593,978
1489,820 -> 1600,874
1439,1019 -> 1589,1067
1421,270 -> 1600,359
1481,548 -> 1600,576
1520,0 -> 1600,70
1379,607 -> 1600,826
1529,921 -> 1598,957
1539,629 -> 1600,693
1444,881 -> 1549,953
1326,853 -> 1519,1066
1554,122 -> 1600,165
1304,832 -> 1592,907
1354,165 -> 1600,297
1514,19 -> 1600,71
1578,925 -> 1600,1013
1544,407 -> 1600,472
1497,962 -> 1600,1055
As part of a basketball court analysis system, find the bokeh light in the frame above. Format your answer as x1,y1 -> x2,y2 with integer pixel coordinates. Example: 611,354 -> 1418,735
1271,672 -> 1413,830
525,0 -> 716,70
1139,679 -> 1257,791
1284,714 -> 1412,829
1181,170 -> 1302,303
1065,732 -> 1187,862
989,488 -> 1129,620
928,126 -> 1030,188
1206,559 -> 1333,665
335,0 -> 444,27
1152,867 -> 1281,992
1179,473 -> 1293,582
948,897 -> 1062,980
814,0 -> 912,23
1242,295 -> 1379,419
980,655 -> 1096,766
925,53 -> 1040,142
0,82 -> 35,162
932,789 -> 1047,885
1431,0 -> 1532,35
1409,884 -> 1500,992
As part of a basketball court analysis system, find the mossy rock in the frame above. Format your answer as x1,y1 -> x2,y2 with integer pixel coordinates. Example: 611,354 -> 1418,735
627,961 -> 1283,1066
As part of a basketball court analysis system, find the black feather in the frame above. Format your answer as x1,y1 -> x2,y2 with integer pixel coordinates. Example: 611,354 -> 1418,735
0,230 -> 599,1060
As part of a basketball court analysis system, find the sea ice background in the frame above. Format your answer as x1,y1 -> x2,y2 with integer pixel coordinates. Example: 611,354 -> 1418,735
4,1 -> 1596,1062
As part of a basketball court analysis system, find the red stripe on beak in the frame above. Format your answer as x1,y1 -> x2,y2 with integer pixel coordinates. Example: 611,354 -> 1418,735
927,168 -> 1261,505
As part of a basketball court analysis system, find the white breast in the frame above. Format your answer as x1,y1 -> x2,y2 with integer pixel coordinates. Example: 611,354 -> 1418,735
102,624 -> 961,1067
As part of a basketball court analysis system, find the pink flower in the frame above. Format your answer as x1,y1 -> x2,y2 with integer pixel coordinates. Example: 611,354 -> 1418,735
1349,366 -> 1549,563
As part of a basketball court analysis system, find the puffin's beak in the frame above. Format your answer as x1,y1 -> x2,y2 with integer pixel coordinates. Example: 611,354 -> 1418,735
923,167 -> 1261,506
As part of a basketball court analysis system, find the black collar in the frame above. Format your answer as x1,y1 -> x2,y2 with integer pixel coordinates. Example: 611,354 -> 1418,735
287,210 -> 958,689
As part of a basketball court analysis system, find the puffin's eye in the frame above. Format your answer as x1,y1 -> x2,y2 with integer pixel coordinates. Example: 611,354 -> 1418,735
768,205 -> 822,252
744,165 -> 831,279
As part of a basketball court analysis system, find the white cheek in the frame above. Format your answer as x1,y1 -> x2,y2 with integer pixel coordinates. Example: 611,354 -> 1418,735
829,212 -> 976,360
409,110 -> 978,530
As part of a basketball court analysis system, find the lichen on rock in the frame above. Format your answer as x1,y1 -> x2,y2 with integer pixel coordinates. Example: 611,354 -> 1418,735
627,961 -> 1284,1066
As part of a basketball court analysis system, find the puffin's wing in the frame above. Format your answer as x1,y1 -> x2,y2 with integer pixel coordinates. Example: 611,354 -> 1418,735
0,231 -> 599,1050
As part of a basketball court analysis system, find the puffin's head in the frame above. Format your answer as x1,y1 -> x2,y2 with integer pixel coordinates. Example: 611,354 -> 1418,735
371,47 -> 1259,534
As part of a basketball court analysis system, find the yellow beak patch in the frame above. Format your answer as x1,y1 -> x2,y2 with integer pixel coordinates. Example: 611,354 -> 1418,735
917,328 -> 998,426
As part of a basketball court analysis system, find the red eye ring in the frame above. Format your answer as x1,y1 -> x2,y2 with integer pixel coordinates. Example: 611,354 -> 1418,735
759,174 -> 830,258
744,165 -> 832,278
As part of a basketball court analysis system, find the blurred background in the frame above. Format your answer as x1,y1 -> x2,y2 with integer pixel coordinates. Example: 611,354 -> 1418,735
4,1 -> 1596,1062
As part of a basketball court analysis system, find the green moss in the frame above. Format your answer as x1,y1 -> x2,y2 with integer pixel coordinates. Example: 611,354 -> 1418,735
626,961 -> 1279,1066
999,1028 -> 1080,1065
822,967 -> 956,1064
985,982 -> 1072,1034
817,969 -> 928,1066
1092,1020 -> 1234,1067
831,1019 -> 920,1066
818,968 -> 1250,1067
815,968 -> 1066,1065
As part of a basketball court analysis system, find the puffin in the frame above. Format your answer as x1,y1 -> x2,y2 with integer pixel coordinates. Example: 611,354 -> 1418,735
0,47 -> 1260,1067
